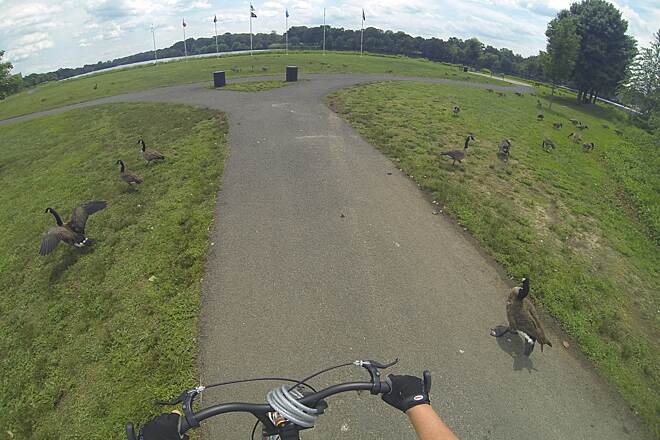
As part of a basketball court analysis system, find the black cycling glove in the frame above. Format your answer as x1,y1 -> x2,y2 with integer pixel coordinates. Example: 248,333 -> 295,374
138,413 -> 189,440
382,374 -> 431,412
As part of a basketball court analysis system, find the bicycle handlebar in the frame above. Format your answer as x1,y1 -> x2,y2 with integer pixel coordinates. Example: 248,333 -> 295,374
181,380 -> 391,432
125,359 -> 424,439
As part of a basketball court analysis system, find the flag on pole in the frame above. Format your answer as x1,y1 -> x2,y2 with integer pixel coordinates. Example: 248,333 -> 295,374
286,9 -> 289,18
182,18 -> 188,58
360,9 -> 365,56
213,15 -> 219,54
249,4 -> 255,56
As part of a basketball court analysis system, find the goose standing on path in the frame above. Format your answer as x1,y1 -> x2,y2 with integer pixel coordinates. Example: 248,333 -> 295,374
438,135 -> 474,166
452,106 -> 461,117
490,277 -> 552,356
39,201 -> 107,255
117,160 -> 142,187
137,138 -> 165,165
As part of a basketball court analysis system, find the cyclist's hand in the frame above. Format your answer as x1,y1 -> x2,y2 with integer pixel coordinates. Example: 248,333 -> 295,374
138,412 -> 189,440
382,374 -> 430,413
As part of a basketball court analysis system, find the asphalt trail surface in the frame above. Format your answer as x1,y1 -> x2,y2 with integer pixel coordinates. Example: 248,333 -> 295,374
1,74 -> 650,440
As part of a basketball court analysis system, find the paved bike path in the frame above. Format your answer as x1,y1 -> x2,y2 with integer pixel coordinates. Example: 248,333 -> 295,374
1,74 -> 649,439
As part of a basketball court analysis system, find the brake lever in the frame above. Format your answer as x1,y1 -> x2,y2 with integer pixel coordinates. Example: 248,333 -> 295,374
366,358 -> 399,369
155,390 -> 189,406
155,385 -> 206,406
354,358 -> 399,394
155,386 -> 205,430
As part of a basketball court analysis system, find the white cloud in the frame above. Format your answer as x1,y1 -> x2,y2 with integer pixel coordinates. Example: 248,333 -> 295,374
91,22 -> 125,40
2,0 -> 659,74
5,32 -> 54,61
0,2 -> 60,31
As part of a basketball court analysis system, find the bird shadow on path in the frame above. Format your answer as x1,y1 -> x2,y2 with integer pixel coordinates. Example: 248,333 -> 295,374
491,325 -> 538,373
48,247 -> 94,285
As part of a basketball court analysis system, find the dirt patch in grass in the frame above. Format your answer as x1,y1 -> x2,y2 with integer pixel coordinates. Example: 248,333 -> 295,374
221,80 -> 291,92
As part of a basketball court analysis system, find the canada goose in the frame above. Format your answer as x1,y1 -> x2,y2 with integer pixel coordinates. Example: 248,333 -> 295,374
515,92 -> 523,97
490,277 -> 552,356
116,160 -> 142,186
537,113 -> 544,121
438,135 -> 474,165
541,138 -> 555,152
137,138 -> 165,165
452,106 -> 460,117
553,122 -> 563,129
39,201 -> 107,255
569,118 -> 580,125
576,123 -> 588,130
568,132 -> 582,143
486,88 -> 494,93
582,142 -> 595,151
498,139 -> 511,161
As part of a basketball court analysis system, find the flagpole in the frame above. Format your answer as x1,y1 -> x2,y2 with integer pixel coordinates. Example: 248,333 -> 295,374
285,12 -> 288,55
183,19 -> 188,59
250,9 -> 253,56
214,17 -> 219,55
151,24 -> 158,61
360,10 -> 364,56
323,8 -> 326,55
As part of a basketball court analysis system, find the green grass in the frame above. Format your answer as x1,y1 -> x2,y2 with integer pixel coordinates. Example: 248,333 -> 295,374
326,81 -> 660,435
0,51 -> 505,120
0,103 -> 228,439
222,79 -> 291,92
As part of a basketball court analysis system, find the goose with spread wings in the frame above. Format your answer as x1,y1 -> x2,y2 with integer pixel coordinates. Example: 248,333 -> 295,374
39,201 -> 107,255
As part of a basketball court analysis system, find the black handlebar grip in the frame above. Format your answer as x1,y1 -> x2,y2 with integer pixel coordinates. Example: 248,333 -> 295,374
379,378 -> 392,395
125,422 -> 138,440
422,370 -> 432,395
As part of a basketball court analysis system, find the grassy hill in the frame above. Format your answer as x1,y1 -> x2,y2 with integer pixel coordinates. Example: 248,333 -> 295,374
0,51 -> 505,121
0,103 -> 227,438
326,81 -> 659,435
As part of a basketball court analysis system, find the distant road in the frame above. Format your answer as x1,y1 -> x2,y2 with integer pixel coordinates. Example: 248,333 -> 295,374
469,71 -> 640,114
62,49 -> 278,81
469,71 -> 531,87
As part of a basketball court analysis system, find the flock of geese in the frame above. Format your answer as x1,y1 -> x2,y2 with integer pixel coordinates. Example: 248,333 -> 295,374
436,96 -> 579,356
438,97 -> 599,167
39,138 -> 165,256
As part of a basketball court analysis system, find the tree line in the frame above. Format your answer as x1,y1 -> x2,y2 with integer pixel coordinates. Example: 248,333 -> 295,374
1,0 -> 657,127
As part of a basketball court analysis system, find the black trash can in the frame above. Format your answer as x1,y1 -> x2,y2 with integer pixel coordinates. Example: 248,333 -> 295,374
463,66 -> 468,73
286,65 -> 298,82
213,71 -> 226,87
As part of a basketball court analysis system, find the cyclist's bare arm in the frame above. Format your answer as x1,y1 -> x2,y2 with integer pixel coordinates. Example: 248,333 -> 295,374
407,404 -> 459,440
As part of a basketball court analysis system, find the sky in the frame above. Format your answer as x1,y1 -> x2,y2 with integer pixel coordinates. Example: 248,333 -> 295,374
1,0 -> 658,75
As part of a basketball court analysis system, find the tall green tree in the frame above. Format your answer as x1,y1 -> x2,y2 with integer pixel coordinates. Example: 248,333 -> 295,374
463,38 -> 484,66
543,15 -> 581,101
0,50 -> 16,99
622,29 -> 660,116
558,0 -> 636,103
